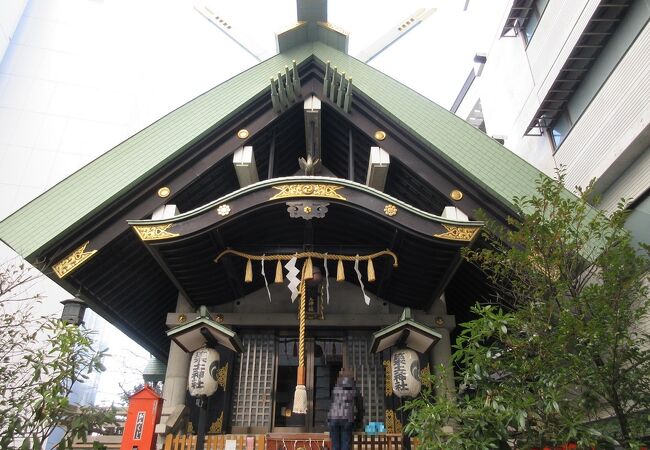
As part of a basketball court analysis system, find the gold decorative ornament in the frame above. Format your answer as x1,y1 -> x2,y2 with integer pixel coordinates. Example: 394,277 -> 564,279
270,184 -> 346,201
178,314 -> 187,324
385,409 -> 402,433
217,362 -> 229,390
395,416 -> 403,434
435,316 -> 445,326
214,313 -> 224,323
303,206 -> 312,214
133,223 -> 180,241
187,422 -> 195,434
385,409 -> 395,433
157,186 -> 171,198
217,204 -> 231,216
434,224 -> 480,242
384,204 -> 398,217
383,360 -> 392,396
450,189 -> 463,201
208,411 -> 224,434
52,241 -> 98,278
374,130 -> 387,141
237,129 -> 249,139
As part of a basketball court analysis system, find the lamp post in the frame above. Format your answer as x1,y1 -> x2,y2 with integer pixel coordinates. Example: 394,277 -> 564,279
166,306 -> 242,450
370,307 -> 442,398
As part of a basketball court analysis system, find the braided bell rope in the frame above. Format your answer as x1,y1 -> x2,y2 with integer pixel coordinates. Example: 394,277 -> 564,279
215,249 -> 398,267
298,276 -> 306,369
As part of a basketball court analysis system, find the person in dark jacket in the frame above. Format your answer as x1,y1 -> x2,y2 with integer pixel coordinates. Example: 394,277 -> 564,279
327,369 -> 364,450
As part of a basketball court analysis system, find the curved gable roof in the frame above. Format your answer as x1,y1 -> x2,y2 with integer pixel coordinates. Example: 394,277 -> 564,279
0,41 -> 549,260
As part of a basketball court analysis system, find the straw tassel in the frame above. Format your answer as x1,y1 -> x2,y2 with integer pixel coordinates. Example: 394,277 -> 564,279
367,258 -> 376,282
244,258 -> 253,283
303,257 -> 313,280
337,258 -> 345,282
275,260 -> 283,283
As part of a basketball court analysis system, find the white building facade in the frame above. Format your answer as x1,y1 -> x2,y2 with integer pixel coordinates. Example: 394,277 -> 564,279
453,0 -> 649,245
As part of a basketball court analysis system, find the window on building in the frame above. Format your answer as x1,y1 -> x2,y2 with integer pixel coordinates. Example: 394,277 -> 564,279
522,0 -> 550,45
549,111 -> 573,150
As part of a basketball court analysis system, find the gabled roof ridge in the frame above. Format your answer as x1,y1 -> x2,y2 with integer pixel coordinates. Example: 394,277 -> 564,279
1,40 -> 568,261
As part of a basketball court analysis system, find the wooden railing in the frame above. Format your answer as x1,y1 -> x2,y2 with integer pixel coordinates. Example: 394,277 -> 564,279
266,433 -> 330,450
163,434 -> 266,450
352,432 -> 403,450
164,433 -> 404,450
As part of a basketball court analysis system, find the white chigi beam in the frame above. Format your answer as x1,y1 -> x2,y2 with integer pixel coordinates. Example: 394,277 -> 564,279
366,146 -> 390,191
233,146 -> 259,187
356,8 -> 437,63
194,3 -> 270,62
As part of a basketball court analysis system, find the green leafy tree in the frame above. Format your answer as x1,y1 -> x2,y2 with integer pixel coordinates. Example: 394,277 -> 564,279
405,173 -> 650,449
0,263 -> 115,450
118,381 -> 163,406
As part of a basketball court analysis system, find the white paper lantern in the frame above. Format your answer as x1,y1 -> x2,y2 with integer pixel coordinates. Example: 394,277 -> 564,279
391,348 -> 421,398
188,348 -> 220,397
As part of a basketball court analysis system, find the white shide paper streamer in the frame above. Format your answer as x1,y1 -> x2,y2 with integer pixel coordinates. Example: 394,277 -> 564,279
354,256 -> 371,305
285,256 -> 300,302
324,255 -> 330,304
261,255 -> 272,302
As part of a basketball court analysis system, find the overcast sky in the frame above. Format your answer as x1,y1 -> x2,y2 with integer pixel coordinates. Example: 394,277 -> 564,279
102,0 -> 509,128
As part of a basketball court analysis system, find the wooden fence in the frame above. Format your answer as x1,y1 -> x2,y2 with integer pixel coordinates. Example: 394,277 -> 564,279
164,433 -> 404,450
163,434 -> 266,450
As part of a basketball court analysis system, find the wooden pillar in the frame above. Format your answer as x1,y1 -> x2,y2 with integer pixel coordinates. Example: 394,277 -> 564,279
155,294 -> 193,440
428,294 -> 455,401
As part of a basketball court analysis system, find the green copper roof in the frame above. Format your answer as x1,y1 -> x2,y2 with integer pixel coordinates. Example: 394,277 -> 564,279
308,42 -> 547,209
142,358 -> 167,383
0,41 -> 551,260
0,44 -> 314,259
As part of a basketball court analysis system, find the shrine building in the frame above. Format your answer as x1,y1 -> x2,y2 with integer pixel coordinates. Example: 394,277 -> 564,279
0,0 -> 559,443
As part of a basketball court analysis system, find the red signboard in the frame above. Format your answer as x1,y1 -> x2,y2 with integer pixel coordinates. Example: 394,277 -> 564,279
121,386 -> 163,450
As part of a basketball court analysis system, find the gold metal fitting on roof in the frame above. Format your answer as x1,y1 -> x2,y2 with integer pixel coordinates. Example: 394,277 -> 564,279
157,186 -> 171,198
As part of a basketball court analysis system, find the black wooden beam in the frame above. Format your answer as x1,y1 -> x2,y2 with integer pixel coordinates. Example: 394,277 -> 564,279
348,126 -> 354,181
267,130 -> 276,179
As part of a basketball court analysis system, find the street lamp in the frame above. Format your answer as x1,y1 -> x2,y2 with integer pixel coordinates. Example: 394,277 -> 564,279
166,306 -> 242,450
370,307 -> 441,398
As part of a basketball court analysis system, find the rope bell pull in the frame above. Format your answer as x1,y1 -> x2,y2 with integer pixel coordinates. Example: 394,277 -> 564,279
292,276 -> 308,413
